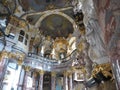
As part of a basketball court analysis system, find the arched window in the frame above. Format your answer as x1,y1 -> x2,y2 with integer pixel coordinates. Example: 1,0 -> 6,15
18,30 -> 25,42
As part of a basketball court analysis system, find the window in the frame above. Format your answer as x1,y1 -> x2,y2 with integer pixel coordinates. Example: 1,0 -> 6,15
9,27 -> 16,39
18,30 -> 29,45
20,30 -> 25,36
18,30 -> 25,42
25,34 -> 29,45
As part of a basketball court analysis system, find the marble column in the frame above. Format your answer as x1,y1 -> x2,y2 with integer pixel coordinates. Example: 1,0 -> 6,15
22,66 -> 30,90
69,73 -> 73,90
38,70 -> 44,90
32,71 -> 37,90
51,72 -> 56,90
17,68 -> 24,90
22,70 -> 27,90
63,72 -> 68,90
0,51 -> 8,89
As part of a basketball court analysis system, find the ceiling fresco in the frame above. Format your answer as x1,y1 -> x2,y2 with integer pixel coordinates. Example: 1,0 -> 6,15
26,15 -> 42,25
39,14 -> 74,39
0,0 -> 16,14
19,0 -> 73,11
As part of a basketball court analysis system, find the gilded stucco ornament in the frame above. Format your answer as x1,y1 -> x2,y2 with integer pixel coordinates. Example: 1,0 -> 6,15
80,27 -> 86,35
46,4 -> 56,10
54,37 -> 68,46
33,72 -> 38,77
0,51 -> 25,65
92,63 -> 113,80
0,51 -> 8,61
51,71 -> 56,77
53,37 -> 68,55
1,0 -> 16,14
38,70 -> 44,75
17,59 -> 23,65
77,41 -> 85,52
8,52 -> 16,59
2,0 -> 9,6
24,66 -> 31,72
17,53 -> 25,65
15,6 -> 21,13
63,71 -> 69,76
9,16 -> 26,28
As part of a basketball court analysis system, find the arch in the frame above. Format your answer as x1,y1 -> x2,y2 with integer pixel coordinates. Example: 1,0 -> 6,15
35,11 -> 77,31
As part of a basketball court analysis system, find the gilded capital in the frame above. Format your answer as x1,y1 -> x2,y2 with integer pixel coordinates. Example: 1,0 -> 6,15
51,72 -> 56,77
17,59 -> 23,65
1,51 -> 8,58
77,41 -> 84,52
69,73 -> 72,78
33,72 -> 38,77
80,28 -> 86,35
8,52 -> 15,58
63,71 -> 69,76
24,66 -> 31,72
38,70 -> 44,75
71,67 -> 76,71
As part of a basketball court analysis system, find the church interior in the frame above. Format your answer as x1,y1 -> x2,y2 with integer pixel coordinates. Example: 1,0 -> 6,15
0,0 -> 120,90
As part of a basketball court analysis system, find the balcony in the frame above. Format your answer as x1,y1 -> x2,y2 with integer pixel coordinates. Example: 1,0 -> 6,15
24,50 -> 77,72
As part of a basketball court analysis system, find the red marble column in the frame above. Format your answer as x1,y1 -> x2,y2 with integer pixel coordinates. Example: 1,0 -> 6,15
51,72 -> 56,90
63,72 -> 68,90
38,70 -> 44,90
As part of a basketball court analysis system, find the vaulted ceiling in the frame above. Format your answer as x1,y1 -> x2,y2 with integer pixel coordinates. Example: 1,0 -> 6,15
40,14 -> 74,39
19,0 -> 72,11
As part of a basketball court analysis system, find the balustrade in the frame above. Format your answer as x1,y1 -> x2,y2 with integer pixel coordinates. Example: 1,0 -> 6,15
24,50 -> 77,71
